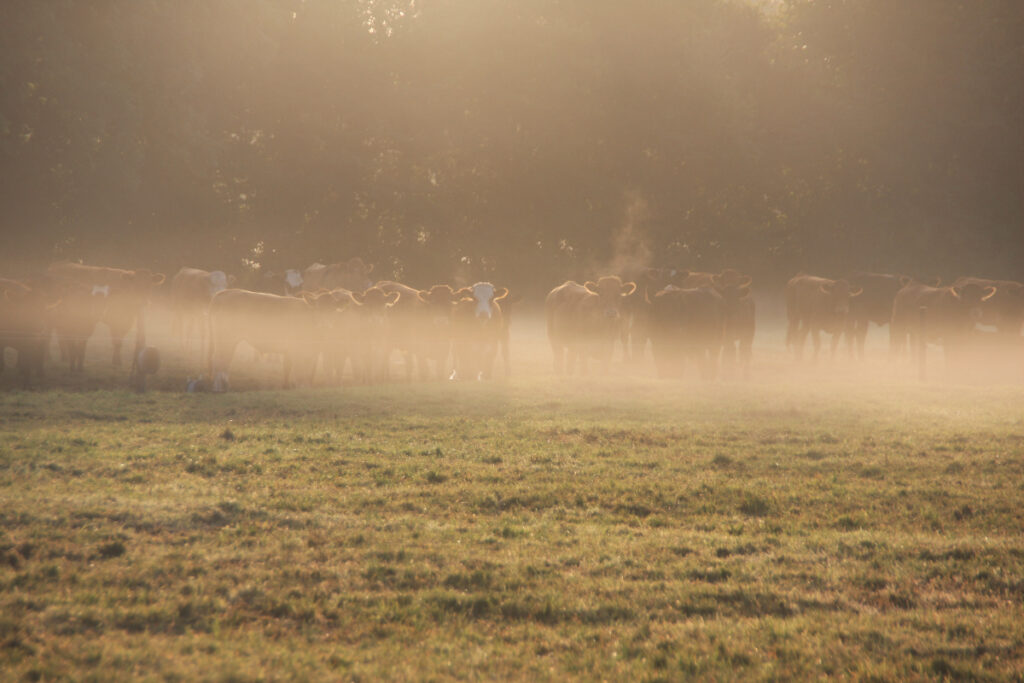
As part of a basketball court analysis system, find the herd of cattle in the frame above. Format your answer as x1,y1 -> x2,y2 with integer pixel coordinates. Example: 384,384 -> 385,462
0,258 -> 1021,390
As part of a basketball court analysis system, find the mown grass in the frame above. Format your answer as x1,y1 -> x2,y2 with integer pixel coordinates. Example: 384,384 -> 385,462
2,375 -> 1023,680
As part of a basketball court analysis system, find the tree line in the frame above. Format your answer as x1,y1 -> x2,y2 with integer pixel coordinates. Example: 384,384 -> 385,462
2,0 -> 1021,295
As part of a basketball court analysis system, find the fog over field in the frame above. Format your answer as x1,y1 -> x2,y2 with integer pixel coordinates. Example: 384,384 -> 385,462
2,1 -> 1024,680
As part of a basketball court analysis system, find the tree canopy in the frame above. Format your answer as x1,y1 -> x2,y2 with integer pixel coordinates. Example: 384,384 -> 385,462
2,0 -> 1021,290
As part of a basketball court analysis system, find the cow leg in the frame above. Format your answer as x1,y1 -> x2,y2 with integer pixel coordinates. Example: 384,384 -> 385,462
282,355 -> 293,389
810,328 -> 821,363
829,330 -> 841,360
501,334 -> 510,378
740,337 -> 752,380
794,322 -> 809,361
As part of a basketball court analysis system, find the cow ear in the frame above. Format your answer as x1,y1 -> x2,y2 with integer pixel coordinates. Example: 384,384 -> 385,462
849,287 -> 863,297
982,286 -> 997,301
584,281 -> 599,295
387,291 -> 401,305
366,263 -> 374,274
494,287 -> 509,301
417,290 -> 431,304
152,273 -> 166,286
949,286 -> 962,300
621,281 -> 637,296
738,275 -> 753,288
899,275 -> 911,287
351,291 -> 365,304
734,285 -> 751,299
931,276 -> 943,287
228,274 -> 237,286
301,292 -> 316,304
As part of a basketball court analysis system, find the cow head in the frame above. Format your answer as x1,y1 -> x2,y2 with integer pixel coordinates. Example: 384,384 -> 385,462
713,269 -> 752,289
950,283 -> 997,322
354,287 -> 400,321
584,276 -> 636,319
460,282 -> 509,320
121,269 -> 166,295
284,269 -> 304,292
819,279 -> 862,315
208,270 -> 230,296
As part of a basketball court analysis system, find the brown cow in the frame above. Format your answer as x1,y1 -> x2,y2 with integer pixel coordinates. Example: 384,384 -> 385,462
0,278 -> 56,385
46,262 -> 165,367
546,276 -> 636,374
951,277 -> 1023,336
621,267 -> 687,363
450,282 -> 510,381
647,285 -> 724,380
891,281 -> 996,374
845,271 -> 910,360
170,267 -> 234,356
208,289 -> 319,391
375,281 -> 461,380
302,258 -> 375,294
785,275 -> 862,361
716,271 -> 755,380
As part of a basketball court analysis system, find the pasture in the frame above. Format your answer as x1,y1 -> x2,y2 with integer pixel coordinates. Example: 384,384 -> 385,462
2,309 -> 1024,680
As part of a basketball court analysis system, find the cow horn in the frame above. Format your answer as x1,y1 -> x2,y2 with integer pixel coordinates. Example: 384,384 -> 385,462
949,286 -> 962,300
982,286 -> 997,301
584,281 -> 599,295
494,287 -> 509,301
621,281 -> 637,296
387,291 -> 401,305
849,286 -> 863,297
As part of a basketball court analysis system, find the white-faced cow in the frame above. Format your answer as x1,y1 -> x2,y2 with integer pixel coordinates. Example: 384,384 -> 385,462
785,275 -> 862,362
170,267 -> 234,357
208,289 -> 319,391
546,276 -> 636,374
46,262 -> 165,368
450,282 -> 510,381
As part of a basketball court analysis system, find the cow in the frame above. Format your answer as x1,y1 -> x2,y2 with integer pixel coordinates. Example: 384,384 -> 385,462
891,281 -> 996,376
302,258 -> 375,294
48,278 -> 109,373
170,267 -> 234,356
647,285 -> 724,380
207,289 -> 319,391
844,272 -> 910,360
715,271 -> 755,380
621,267 -> 687,364
374,281 -> 461,380
951,277 -> 1023,336
0,278 -> 57,385
450,282 -> 510,381
545,276 -> 636,374
46,262 -> 165,368
785,275 -> 862,362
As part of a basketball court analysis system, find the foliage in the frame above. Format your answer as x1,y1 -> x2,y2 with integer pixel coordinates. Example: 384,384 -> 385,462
1,1 -> 1022,288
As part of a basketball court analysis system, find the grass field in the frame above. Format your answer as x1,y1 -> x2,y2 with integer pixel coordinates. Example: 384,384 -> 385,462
2,309 -> 1024,680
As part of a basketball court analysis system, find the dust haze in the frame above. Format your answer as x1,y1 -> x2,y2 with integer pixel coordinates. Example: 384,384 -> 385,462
1,0 -> 1022,389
